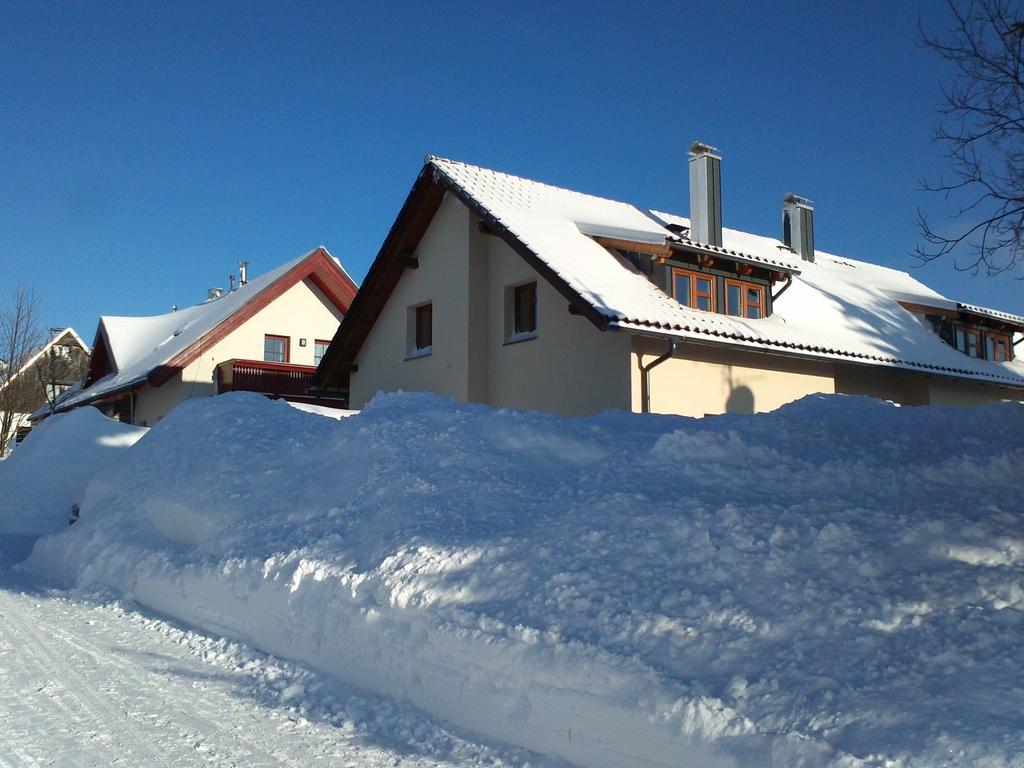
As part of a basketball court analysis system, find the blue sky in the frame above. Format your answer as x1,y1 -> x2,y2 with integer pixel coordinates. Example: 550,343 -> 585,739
1,1 -> 1017,339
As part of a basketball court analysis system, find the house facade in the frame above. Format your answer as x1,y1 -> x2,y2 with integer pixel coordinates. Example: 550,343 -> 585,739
0,327 -> 89,455
50,247 -> 357,427
313,149 -> 1024,417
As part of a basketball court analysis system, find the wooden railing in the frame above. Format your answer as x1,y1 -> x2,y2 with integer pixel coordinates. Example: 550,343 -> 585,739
215,359 -> 317,399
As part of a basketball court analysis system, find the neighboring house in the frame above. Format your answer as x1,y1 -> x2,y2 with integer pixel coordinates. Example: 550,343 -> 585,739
47,247 -> 357,427
0,328 -> 89,455
313,146 -> 1024,417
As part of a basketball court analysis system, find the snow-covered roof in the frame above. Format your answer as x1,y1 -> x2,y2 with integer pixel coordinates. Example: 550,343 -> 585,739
427,157 -> 1024,387
0,327 -> 89,394
59,248 -> 354,411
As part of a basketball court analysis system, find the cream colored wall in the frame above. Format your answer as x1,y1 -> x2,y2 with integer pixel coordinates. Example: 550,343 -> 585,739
632,337 -> 836,417
834,363 -> 930,406
132,277 -> 343,425
349,195 -> 632,415
927,376 -> 1024,406
482,235 -> 632,415
350,192 -> 474,408
133,377 -> 184,426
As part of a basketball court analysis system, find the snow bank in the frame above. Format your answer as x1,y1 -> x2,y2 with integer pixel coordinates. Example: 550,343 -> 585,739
0,407 -> 147,537
26,392 -> 1024,767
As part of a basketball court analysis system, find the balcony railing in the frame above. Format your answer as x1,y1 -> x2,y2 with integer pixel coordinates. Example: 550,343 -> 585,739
215,358 -> 329,403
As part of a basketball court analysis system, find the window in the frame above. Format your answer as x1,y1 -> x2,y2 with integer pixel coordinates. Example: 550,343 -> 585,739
673,268 -> 715,312
263,334 -> 289,363
725,279 -> 766,319
987,333 -> 1011,362
314,339 -> 330,366
510,282 -> 537,339
413,307 -> 434,354
951,324 -> 1013,361
955,327 -> 981,358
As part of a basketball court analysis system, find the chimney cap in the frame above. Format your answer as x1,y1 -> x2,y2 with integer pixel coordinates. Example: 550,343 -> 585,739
784,192 -> 814,207
688,140 -> 720,158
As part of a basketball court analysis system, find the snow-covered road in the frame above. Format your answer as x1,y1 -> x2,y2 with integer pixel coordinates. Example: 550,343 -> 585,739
0,541 -> 548,768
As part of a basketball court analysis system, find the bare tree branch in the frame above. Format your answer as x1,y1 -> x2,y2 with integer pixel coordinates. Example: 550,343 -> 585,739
917,0 -> 1024,276
0,286 -> 44,456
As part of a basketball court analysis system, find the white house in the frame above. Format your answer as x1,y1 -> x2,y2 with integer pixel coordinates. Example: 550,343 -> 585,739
313,147 -> 1024,416
0,327 -> 89,455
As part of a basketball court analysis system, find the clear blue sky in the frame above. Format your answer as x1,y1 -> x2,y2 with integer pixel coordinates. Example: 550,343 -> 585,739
2,1 -> 1017,339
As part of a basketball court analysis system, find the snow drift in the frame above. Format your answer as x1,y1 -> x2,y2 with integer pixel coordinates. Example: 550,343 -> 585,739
23,392 -> 1024,767
0,407 -> 146,537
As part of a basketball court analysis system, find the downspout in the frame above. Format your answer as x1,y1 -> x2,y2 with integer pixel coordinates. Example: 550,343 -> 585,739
771,273 -> 793,302
639,339 -> 675,414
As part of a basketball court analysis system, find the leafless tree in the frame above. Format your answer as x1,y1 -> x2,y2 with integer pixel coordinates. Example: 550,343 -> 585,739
916,0 -> 1024,275
32,334 -> 88,416
0,286 -> 44,456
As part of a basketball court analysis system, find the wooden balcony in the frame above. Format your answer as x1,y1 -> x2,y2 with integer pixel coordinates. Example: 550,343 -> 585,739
215,358 -> 346,406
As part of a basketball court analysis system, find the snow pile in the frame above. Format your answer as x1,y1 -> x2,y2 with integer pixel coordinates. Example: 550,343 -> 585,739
0,407 -> 147,537
26,392 -> 1024,767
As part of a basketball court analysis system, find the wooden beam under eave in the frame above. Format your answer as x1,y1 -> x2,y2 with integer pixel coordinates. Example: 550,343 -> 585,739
396,254 -> 419,269
898,301 -> 958,319
593,236 -> 672,257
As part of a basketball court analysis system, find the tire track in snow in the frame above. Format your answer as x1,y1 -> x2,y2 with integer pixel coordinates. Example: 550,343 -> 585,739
0,587 -> 306,768
0,587 -> 168,767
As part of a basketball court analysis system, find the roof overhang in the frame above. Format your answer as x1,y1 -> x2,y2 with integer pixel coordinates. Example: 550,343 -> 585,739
312,160 -> 612,393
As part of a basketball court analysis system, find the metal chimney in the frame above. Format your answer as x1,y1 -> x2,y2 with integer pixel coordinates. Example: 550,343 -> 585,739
239,260 -> 249,286
782,193 -> 815,262
688,141 -> 723,246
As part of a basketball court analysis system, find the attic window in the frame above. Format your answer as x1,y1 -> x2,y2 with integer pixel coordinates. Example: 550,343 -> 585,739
725,279 -> 765,319
987,333 -> 1011,362
950,323 -> 1013,362
673,268 -> 715,312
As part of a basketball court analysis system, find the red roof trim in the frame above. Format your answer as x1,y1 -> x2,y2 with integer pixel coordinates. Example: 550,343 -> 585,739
154,247 -> 356,385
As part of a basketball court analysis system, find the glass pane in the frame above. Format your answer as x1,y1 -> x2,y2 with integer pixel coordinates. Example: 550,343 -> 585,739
314,342 -> 328,365
263,337 -> 285,363
746,288 -> 762,318
967,332 -> 979,357
955,328 -> 966,352
697,296 -> 713,311
514,284 -> 536,334
986,336 -> 996,359
416,305 -> 432,349
727,285 -> 741,316
674,274 -> 690,307
696,277 -> 712,295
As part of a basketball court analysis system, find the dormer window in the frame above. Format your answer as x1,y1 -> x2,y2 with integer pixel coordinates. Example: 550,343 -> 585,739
673,268 -> 716,312
594,236 -> 786,320
725,279 -> 766,319
987,333 -> 1011,362
955,327 -> 982,358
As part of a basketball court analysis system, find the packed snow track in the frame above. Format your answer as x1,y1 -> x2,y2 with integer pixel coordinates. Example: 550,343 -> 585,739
0,551 -> 553,767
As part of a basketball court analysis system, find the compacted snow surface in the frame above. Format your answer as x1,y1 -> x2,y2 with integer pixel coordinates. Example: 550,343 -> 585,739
7,393 -> 1024,767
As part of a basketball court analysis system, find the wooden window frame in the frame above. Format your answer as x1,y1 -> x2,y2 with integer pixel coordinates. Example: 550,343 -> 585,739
263,334 -> 290,364
724,279 -> 766,319
986,332 -> 1012,362
313,339 -> 331,366
672,267 -> 716,313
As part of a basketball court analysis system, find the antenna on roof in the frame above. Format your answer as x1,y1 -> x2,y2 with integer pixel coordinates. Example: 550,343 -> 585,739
239,261 -> 249,286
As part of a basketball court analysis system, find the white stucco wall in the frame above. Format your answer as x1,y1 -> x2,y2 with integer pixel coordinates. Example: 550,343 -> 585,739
132,278 -> 344,425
